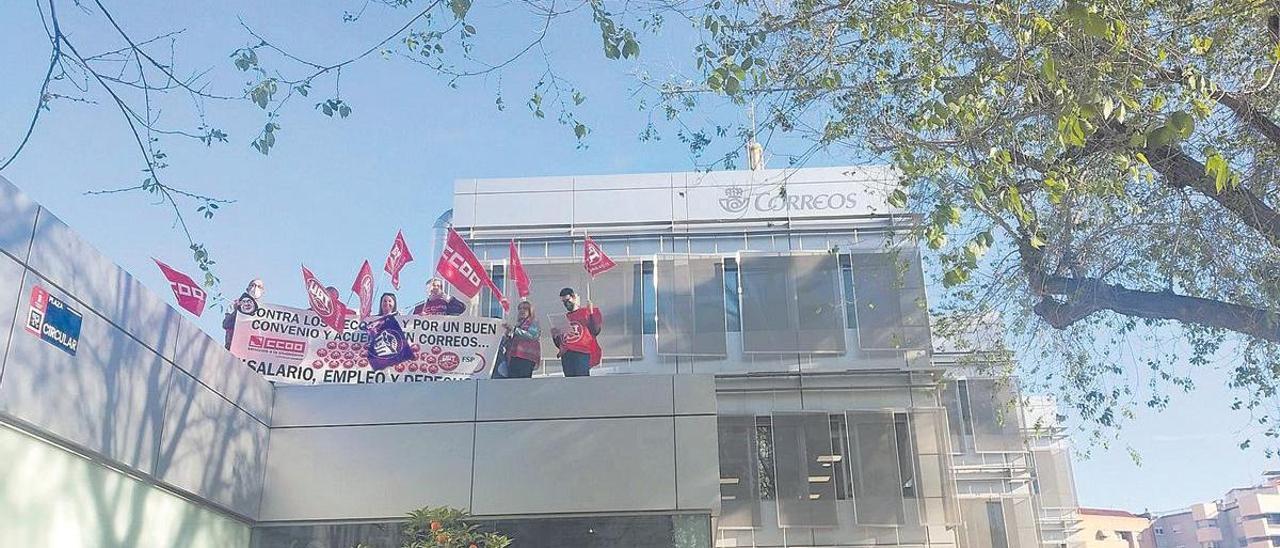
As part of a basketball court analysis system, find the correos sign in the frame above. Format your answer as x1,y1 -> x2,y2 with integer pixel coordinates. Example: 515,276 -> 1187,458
717,185 -> 867,214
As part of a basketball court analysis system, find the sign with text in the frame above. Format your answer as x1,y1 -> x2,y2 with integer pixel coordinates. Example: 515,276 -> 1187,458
25,285 -> 83,356
229,302 -> 503,384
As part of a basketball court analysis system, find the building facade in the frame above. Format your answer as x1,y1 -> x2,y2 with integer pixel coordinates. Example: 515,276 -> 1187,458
451,166 -> 1083,548
0,167 -> 1082,547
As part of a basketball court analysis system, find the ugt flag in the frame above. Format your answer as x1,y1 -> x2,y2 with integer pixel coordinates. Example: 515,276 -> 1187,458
437,228 -> 503,303
509,240 -> 530,298
365,314 -> 414,371
583,235 -> 616,278
153,259 -> 206,316
383,230 -> 414,290
351,260 -> 375,318
302,266 -> 346,333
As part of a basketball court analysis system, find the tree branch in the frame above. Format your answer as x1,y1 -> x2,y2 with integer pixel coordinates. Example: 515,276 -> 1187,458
1145,142 -> 1280,243
1215,89 -> 1280,146
1032,276 -> 1280,342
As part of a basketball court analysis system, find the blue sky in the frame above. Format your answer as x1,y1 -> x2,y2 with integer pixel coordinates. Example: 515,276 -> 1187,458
0,0 -> 1272,513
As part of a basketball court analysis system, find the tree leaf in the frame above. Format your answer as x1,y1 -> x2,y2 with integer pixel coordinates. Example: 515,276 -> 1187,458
449,0 -> 472,19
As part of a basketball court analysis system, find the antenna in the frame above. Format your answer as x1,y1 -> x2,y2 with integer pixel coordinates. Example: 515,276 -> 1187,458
747,102 -> 764,171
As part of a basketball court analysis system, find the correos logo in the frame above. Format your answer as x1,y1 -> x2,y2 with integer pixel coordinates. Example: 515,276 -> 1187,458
717,186 -> 863,213
718,187 -> 751,213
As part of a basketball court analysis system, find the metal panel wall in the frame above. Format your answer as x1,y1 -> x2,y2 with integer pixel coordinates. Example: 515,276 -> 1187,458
0,179 -> 272,524
156,372 -> 269,518
272,381 -> 475,427
476,374 -> 674,420
0,276 -> 173,475
259,423 -> 476,521
472,417 -> 677,515
0,176 -> 38,260
171,322 -> 275,425
261,375 -> 719,522
0,255 -> 24,384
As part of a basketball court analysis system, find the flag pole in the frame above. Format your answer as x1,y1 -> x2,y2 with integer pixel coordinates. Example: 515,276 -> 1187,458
583,233 -> 592,305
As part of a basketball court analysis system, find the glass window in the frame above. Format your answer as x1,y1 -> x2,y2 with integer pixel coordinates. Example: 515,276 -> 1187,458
642,261 -> 656,334
771,412 -> 838,527
1004,495 -> 1041,548
724,258 -> 741,333
480,514 -> 710,548
656,257 -> 728,356
522,261 -> 643,362
717,415 -> 761,528
739,253 -> 846,354
756,418 -> 776,501
987,501 -> 1011,548
847,410 -> 906,525
894,413 -> 917,499
1032,447 -> 1079,509
849,250 -> 930,350
828,414 -> 852,500
839,254 -> 857,329
486,265 -> 505,318
941,382 -> 970,453
911,408 -> 960,525
967,378 -> 1024,452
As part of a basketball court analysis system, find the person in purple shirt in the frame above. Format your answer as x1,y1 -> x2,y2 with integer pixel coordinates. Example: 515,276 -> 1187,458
412,277 -> 467,316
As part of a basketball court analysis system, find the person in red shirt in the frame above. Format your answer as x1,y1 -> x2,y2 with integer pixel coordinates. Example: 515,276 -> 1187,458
551,287 -> 602,377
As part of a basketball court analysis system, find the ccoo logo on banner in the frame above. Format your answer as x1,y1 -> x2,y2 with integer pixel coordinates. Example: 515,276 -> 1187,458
229,302 -> 504,384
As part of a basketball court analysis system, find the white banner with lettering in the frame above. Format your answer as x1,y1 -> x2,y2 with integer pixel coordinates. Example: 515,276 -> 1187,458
229,303 -> 503,384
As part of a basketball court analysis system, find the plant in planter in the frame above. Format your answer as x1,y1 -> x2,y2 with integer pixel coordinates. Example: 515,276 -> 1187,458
355,506 -> 512,548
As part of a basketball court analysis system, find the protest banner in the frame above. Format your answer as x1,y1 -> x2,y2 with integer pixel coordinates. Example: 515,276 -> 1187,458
229,302 -> 503,384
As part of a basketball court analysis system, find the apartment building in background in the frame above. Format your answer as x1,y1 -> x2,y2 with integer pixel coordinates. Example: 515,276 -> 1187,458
1148,473 -> 1280,548
1072,508 -> 1152,548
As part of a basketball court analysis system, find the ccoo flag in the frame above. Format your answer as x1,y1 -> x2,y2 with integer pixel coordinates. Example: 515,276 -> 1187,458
437,228 -> 504,306
153,259 -> 206,316
383,230 -> 414,290
509,240 -> 530,299
582,235 -> 616,279
302,265 -> 347,333
351,260 -> 375,318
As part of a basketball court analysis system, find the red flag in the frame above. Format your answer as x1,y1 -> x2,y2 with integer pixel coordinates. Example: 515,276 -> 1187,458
583,235 -> 616,278
383,230 -> 414,290
153,259 -> 206,316
302,265 -> 346,333
437,228 -> 504,306
351,260 -> 375,318
509,240 -> 530,299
